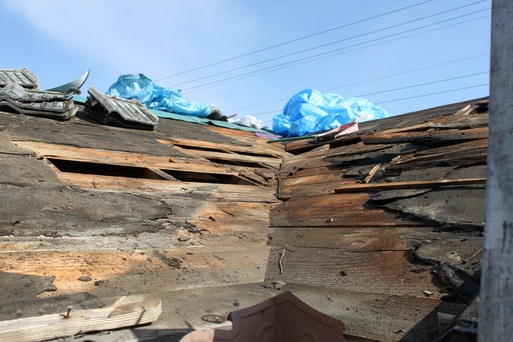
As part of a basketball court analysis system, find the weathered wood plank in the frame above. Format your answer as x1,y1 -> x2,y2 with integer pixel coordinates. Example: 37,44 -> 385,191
0,245 -> 271,297
284,132 -> 360,154
268,227 -> 438,251
170,146 -> 281,169
360,127 -> 488,144
158,137 -> 285,158
279,165 -> 347,180
16,140 -> 279,187
280,143 -> 393,175
0,296 -> 161,342
14,140 -> 238,175
202,125 -> 291,158
334,178 -> 487,193
278,179 -> 359,199
415,138 -> 487,156
271,210 -> 412,227
74,283 -> 463,342
271,194 -> 414,227
265,247 -> 442,298
272,193 -> 373,215
53,172 -> 279,203
431,113 -> 488,129
279,170 -> 346,188
387,148 -> 488,171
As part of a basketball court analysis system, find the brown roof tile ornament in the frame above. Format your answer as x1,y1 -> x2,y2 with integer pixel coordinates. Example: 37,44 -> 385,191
179,291 -> 346,342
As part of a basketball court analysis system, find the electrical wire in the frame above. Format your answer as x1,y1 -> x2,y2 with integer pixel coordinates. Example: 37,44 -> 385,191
376,83 -> 489,105
222,52 -> 489,113
182,10 -> 490,93
260,82 -> 489,123
170,1 -> 488,89
252,72 -> 488,118
358,71 -> 489,97
153,0 -> 433,82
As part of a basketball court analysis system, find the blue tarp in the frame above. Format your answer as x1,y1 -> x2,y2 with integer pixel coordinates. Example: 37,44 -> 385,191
272,89 -> 389,137
106,74 -> 212,118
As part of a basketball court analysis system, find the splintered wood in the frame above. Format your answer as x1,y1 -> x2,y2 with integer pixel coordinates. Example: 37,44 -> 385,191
268,101 -> 488,304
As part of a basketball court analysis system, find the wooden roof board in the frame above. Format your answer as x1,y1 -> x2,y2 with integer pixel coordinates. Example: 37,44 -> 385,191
0,97 -> 489,341
266,98 -> 487,340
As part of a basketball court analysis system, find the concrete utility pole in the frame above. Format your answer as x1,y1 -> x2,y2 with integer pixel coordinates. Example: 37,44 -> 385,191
479,0 -> 513,341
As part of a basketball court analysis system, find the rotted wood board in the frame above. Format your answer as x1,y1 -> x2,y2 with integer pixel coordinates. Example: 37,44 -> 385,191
265,247 -> 442,299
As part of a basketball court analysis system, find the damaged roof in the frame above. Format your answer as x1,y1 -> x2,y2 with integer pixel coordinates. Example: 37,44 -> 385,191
0,69 -> 487,341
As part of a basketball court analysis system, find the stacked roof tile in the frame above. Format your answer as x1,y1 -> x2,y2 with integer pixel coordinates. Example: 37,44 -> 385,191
0,68 -> 39,89
0,83 -> 77,120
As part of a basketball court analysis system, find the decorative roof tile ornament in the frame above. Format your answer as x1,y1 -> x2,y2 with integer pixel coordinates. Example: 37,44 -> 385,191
179,291 -> 347,342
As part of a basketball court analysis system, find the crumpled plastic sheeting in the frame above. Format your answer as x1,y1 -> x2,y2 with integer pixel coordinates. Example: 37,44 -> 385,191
272,89 -> 388,137
232,115 -> 265,130
106,74 -> 212,118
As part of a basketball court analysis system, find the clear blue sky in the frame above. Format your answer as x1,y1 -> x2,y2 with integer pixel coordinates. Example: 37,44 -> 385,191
1,0 -> 491,128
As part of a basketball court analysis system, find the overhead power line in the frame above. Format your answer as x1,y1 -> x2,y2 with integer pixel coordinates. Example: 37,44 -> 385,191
261,83 -> 490,123
170,1 -> 488,89
153,0 -> 433,82
252,71 -> 489,118
182,10 -> 490,93
358,71 -> 489,97
366,83 -> 489,105
223,53 -> 489,113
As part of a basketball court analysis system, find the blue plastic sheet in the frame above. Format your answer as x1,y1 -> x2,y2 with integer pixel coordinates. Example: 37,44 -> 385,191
273,89 -> 388,137
106,74 -> 212,118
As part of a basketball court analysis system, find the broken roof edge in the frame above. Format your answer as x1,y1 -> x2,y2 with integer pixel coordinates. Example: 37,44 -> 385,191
74,94 -> 277,135
281,96 -> 489,154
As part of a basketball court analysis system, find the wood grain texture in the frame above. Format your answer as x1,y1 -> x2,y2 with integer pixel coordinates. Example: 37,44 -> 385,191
271,193 -> 415,227
0,245 -> 271,298
360,126 -> 488,144
265,247 -> 441,298
0,296 -> 161,342
268,227 -> 437,251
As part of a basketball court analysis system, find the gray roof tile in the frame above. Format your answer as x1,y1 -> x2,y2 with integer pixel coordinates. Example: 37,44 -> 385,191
0,68 -> 39,89
85,86 -> 158,130
0,83 -> 76,120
